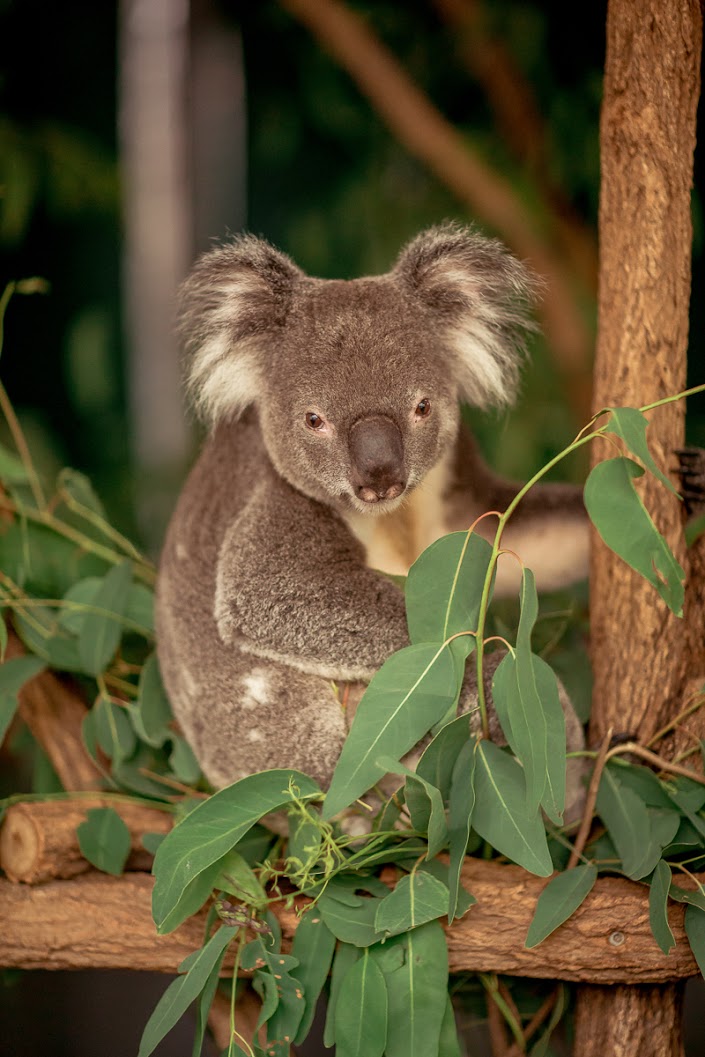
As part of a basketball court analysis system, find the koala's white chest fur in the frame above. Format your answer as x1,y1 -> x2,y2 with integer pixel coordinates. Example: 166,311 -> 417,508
343,455 -> 452,576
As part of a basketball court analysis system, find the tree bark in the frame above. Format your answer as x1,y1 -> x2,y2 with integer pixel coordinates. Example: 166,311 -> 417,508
580,1 -> 703,1055
0,797 -> 172,883
1,861 -> 702,983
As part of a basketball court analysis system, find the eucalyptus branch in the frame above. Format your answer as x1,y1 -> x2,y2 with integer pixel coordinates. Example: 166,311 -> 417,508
57,483 -> 148,564
639,382 -> 705,414
567,727 -> 613,869
0,595 -> 153,639
604,742 -> 705,786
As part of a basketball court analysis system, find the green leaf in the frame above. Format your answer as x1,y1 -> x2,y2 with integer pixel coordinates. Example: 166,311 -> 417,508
76,807 -> 131,876
374,871 -> 450,938
668,883 -> 705,912
605,408 -> 678,493
287,809 -> 322,871
169,735 -> 201,785
584,457 -> 685,615
94,695 -> 136,762
415,714 -> 471,800
0,618 -> 7,662
686,512 -> 705,547
376,755 -> 447,859
378,921 -> 449,1057
0,442 -> 30,483
78,559 -> 133,675
130,653 -> 172,748
215,849 -> 267,908
596,765 -> 652,878
418,859 -> 475,919
685,904 -> 705,978
323,643 -> 459,819
529,983 -> 567,1057
324,943 -> 360,1048
241,914 -> 304,1054
142,832 -> 166,855
447,738 -> 477,922
137,926 -> 236,1057
525,864 -> 598,948
58,467 -> 108,518
13,609 -> 84,673
152,769 -> 320,933
438,994 -> 462,1057
0,655 -> 45,744
472,740 -> 553,876
649,860 -> 675,955
334,949 -> 387,1057
190,950 -> 227,1057
291,911 -> 336,1044
59,577 -> 154,637
405,531 -> 493,644
318,891 -> 386,947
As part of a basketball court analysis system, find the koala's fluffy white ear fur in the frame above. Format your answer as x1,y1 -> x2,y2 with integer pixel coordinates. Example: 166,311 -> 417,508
179,235 -> 303,425
393,222 -> 541,408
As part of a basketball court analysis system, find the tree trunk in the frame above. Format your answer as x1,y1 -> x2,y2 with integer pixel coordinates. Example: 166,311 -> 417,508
577,1 -> 702,1055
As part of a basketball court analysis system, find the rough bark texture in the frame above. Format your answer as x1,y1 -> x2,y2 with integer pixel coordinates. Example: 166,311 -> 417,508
5,632 -> 102,791
1,862 -> 702,983
574,984 -> 686,1057
589,0 -> 703,746
582,1 -> 703,1055
0,798 -> 172,883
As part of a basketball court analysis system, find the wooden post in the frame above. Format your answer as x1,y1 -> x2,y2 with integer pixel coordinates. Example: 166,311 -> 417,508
576,1 -> 702,1055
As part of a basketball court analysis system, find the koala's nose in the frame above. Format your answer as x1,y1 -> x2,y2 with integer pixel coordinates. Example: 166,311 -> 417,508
348,415 -> 406,504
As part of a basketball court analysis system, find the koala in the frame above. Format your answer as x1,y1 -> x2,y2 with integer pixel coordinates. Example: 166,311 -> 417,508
155,223 -> 589,814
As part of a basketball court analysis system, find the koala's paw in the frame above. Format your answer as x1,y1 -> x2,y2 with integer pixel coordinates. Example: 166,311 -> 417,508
675,447 -> 705,516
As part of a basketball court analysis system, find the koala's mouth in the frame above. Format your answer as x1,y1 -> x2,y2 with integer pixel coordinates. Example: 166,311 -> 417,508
345,485 -> 409,517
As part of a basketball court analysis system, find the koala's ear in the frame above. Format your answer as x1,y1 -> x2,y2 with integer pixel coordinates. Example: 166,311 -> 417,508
393,223 -> 540,408
179,235 -> 304,425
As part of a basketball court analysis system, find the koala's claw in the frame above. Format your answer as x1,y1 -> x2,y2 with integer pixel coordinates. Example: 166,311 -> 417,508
675,447 -> 705,516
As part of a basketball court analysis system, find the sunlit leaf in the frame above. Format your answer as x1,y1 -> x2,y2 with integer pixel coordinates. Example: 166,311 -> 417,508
334,949 -> 387,1057
405,531 -> 492,644
472,740 -> 553,876
323,643 -> 459,819
525,864 -> 597,948
76,806 -> 131,876
584,457 -> 685,615
648,860 -> 675,955
152,770 -> 320,933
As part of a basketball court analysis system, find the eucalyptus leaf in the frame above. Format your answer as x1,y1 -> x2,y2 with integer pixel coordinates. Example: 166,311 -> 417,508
604,408 -> 677,493
374,871 -> 450,938
379,920 -> 449,1057
131,652 -> 172,748
169,735 -> 201,785
14,610 -> 84,673
0,619 -> 7,662
447,738 -> 477,921
376,755 -> 447,858
596,765 -> 653,879
58,467 -> 108,518
76,807 -> 131,876
0,442 -> 30,483
152,769 -> 320,933
323,643 -> 459,819
438,994 -> 462,1057
291,911 -> 336,1044
418,859 -> 475,919
78,559 -> 133,675
648,860 -> 675,955
94,695 -> 136,762
59,577 -> 154,637
324,943 -> 360,1048
318,891 -> 386,947
472,740 -> 553,876
584,457 -> 685,615
0,655 -> 45,744
685,904 -> 705,978
334,950 -> 387,1057
525,864 -> 598,948
215,849 -> 267,908
415,713 -> 471,800
137,926 -> 236,1057
405,530 -> 492,644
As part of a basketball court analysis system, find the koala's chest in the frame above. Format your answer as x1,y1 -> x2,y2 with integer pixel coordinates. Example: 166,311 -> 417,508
343,458 -> 451,577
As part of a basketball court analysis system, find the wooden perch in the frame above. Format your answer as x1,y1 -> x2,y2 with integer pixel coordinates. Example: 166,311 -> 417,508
1,861 -> 701,984
0,797 -> 172,883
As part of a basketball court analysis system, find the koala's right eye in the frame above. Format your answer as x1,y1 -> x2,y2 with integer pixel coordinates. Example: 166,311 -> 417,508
305,412 -> 326,431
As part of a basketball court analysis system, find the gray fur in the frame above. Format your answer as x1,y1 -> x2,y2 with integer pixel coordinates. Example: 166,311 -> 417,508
157,224 -> 587,803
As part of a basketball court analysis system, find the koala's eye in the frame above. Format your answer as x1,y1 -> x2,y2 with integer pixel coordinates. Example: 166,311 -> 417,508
305,411 -> 326,431
415,398 -> 431,419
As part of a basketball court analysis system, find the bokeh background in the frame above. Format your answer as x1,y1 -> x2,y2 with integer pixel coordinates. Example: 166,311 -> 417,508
1,0 -> 704,1054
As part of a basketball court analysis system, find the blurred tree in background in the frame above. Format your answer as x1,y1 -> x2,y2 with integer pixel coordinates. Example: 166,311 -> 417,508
0,0 -> 702,537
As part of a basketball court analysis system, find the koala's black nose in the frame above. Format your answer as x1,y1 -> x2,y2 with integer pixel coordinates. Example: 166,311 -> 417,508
348,415 -> 406,504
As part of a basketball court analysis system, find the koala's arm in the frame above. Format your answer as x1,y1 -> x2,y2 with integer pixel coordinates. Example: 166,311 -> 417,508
214,475 -> 410,681
446,424 -> 589,596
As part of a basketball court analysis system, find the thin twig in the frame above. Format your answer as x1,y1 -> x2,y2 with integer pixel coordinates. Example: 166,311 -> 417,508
567,727 -> 613,869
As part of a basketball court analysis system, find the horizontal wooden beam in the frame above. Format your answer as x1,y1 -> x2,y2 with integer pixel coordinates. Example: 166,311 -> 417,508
0,862 -> 699,984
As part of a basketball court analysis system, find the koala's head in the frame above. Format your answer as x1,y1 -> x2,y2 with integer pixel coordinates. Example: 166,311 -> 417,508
179,223 -> 539,514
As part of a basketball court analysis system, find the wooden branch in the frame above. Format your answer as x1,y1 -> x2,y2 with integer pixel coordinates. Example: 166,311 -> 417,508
1,861 -> 701,984
574,983 -> 686,1057
0,797 -> 172,883
5,631 -> 103,791
279,0 -> 593,421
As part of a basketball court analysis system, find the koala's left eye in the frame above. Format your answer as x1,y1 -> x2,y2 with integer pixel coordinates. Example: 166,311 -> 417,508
414,398 -> 431,419
305,411 -> 326,431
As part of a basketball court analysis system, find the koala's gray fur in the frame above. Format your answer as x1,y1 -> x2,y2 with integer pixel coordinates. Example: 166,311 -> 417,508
156,223 -> 588,809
